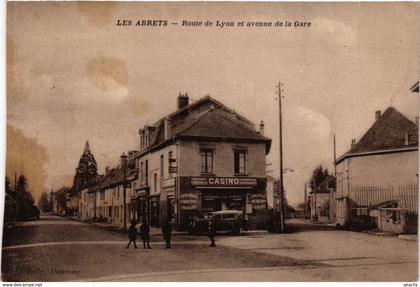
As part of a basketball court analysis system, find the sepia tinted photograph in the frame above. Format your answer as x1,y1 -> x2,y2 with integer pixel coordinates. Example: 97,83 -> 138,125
2,1 -> 419,282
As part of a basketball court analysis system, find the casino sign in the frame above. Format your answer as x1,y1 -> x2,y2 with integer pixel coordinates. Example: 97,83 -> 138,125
190,176 -> 258,188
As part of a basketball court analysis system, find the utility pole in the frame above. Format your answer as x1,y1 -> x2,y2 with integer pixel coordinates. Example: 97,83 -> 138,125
304,183 -> 307,219
333,134 -> 337,180
277,81 -> 285,233
121,153 -> 128,230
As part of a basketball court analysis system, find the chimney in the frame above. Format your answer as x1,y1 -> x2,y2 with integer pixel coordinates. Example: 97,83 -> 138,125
120,152 -> 128,169
404,131 -> 409,146
259,120 -> 265,135
105,166 -> 110,175
375,110 -> 381,121
178,92 -> 189,110
351,138 -> 356,149
128,150 -> 137,161
415,116 -> 419,126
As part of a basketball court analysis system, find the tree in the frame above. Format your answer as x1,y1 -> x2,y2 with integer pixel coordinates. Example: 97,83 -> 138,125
4,176 -> 17,222
5,176 -> 12,193
73,141 -> 98,189
16,175 -> 36,220
38,191 -> 52,212
309,165 -> 336,192
310,165 -> 325,191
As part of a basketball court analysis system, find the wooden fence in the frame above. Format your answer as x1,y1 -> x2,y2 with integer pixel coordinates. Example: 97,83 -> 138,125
350,184 -> 418,214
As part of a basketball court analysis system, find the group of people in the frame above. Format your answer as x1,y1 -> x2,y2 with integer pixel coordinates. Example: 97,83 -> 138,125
127,218 -> 173,249
127,218 -> 217,249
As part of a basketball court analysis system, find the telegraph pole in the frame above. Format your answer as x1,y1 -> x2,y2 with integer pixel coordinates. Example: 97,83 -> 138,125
277,81 -> 285,233
304,183 -> 307,219
333,133 -> 337,223
333,134 -> 337,179
121,153 -> 128,230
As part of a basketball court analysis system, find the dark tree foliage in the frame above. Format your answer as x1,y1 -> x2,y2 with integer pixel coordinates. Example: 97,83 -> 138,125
38,191 -> 52,212
309,165 -> 336,192
73,141 -> 98,189
4,176 -> 17,222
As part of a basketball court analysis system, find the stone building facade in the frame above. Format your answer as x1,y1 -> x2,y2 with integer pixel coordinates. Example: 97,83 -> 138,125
335,107 -> 418,226
131,94 -> 272,230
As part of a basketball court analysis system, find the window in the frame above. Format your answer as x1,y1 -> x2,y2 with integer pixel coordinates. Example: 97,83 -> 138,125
201,149 -> 213,173
168,151 -> 174,166
140,162 -> 144,184
234,150 -> 246,174
145,160 -> 149,186
168,151 -> 176,173
154,173 -> 158,192
160,155 -> 164,178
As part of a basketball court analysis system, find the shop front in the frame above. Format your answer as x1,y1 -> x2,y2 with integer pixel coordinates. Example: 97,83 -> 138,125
131,188 -> 149,224
176,176 -> 267,229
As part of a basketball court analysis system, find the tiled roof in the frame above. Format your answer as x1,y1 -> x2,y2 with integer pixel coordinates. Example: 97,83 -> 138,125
178,108 -> 269,141
98,167 -> 124,190
344,107 -> 418,156
138,96 -> 271,155
98,166 -> 137,190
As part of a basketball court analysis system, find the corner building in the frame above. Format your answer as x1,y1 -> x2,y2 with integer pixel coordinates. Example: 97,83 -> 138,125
132,94 -> 271,230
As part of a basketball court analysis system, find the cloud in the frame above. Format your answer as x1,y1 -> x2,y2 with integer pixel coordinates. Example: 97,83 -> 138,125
86,56 -> 128,92
295,106 -> 331,140
313,17 -> 357,47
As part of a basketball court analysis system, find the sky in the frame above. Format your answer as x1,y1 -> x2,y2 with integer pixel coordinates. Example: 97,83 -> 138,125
5,2 -> 419,204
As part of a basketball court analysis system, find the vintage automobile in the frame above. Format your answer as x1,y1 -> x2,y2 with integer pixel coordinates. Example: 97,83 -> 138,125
188,210 -> 249,235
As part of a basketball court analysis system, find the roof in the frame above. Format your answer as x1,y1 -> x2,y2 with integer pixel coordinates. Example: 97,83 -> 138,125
98,167 -> 124,190
98,166 -> 137,190
179,108 -> 270,141
137,96 -> 271,155
337,107 -> 418,163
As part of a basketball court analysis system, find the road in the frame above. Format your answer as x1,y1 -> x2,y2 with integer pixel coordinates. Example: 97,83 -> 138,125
1,214 -> 418,282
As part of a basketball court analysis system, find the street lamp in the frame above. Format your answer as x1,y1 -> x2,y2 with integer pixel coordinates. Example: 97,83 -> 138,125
121,153 -> 128,230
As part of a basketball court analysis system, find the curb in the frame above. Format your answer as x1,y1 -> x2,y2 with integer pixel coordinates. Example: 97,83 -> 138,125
398,235 -> 418,241
362,230 -> 398,237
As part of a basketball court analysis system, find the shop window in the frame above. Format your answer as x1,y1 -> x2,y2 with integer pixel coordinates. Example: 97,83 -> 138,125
201,149 -> 213,174
234,150 -> 246,174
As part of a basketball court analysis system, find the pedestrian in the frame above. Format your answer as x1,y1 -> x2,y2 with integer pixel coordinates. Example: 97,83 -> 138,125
140,219 -> 151,249
126,219 -> 138,249
208,219 -> 216,247
162,218 -> 173,249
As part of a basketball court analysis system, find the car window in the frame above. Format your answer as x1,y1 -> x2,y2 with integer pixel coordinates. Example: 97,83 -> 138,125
212,214 -> 222,220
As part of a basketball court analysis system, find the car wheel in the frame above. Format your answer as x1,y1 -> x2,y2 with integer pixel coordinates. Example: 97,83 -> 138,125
233,226 -> 242,236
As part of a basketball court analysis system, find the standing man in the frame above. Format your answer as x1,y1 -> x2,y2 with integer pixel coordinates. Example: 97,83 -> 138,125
208,219 -> 216,247
126,219 -> 138,249
140,219 -> 151,249
162,218 -> 173,249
